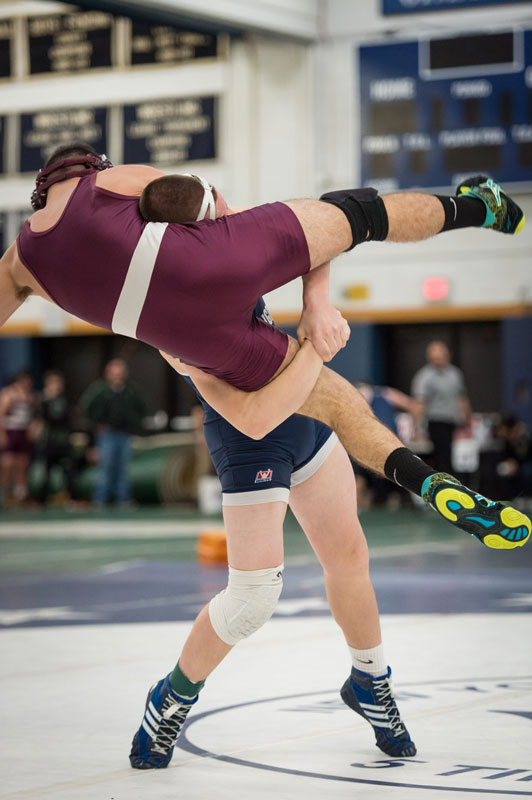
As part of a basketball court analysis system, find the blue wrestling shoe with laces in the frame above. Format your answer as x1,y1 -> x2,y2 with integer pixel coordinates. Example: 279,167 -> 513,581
129,674 -> 197,769
422,473 -> 531,549
456,175 -> 525,234
341,666 -> 416,758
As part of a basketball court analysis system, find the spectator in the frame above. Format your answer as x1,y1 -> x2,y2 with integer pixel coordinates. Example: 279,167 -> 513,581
412,341 -> 471,475
0,371 -> 38,506
492,415 -> 532,501
80,358 -> 146,507
354,381 -> 414,509
36,370 -> 76,505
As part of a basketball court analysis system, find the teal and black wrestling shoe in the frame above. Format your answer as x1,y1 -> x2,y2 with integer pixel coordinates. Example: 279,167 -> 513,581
422,472 -> 531,549
456,175 -> 525,234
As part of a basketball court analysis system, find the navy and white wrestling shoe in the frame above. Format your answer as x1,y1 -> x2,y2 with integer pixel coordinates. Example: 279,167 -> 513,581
341,666 -> 417,757
129,674 -> 197,769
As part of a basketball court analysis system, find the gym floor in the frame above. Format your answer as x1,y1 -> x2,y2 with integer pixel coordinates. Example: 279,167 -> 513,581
1,506 -> 531,799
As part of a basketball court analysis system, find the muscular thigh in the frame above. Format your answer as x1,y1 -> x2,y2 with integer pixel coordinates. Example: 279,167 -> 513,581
224,502 -> 286,570
289,441 -> 368,570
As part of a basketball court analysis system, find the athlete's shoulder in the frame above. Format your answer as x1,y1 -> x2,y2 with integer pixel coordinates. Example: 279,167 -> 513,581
96,164 -> 166,196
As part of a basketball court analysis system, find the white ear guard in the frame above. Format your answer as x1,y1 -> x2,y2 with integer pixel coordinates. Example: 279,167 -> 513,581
185,173 -> 216,221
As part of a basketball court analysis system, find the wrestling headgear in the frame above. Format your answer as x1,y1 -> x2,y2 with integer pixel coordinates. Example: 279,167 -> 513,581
185,173 -> 216,220
31,152 -> 114,211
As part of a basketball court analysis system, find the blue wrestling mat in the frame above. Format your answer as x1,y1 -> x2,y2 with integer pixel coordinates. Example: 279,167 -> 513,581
1,508 -> 531,627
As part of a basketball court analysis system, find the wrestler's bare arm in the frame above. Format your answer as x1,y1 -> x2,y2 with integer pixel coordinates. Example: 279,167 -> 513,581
299,262 -> 350,361
160,338 -> 323,439
0,244 -> 27,327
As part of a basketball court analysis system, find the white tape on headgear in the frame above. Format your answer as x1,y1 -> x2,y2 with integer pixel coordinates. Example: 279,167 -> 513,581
185,173 -> 216,221
209,564 -> 284,645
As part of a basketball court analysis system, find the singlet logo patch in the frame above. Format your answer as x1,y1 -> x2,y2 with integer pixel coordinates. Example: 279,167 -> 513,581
261,307 -> 274,326
255,468 -> 273,483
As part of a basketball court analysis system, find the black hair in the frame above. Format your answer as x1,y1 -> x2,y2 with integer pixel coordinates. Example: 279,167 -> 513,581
44,140 -> 99,169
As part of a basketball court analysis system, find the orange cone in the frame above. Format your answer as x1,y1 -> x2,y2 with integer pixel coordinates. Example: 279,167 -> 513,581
197,529 -> 228,564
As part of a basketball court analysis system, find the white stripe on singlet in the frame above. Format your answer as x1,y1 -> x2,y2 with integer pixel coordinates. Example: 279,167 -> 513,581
111,222 -> 168,338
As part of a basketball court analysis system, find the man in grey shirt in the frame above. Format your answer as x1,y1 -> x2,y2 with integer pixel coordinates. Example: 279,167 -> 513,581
412,341 -> 471,474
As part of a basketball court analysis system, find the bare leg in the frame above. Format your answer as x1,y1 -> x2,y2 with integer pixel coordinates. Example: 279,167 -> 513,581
178,501 -> 286,682
13,453 -> 30,501
0,452 -> 14,500
297,365 -> 402,475
284,191 -> 445,269
290,442 -> 381,648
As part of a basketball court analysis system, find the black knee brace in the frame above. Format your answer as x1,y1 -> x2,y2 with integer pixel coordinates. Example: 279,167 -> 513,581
319,187 -> 388,250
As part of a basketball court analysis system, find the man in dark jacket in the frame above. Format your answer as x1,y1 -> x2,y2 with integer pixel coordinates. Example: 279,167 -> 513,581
81,358 -> 145,506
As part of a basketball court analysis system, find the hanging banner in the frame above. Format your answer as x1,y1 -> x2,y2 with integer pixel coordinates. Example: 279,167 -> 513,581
27,10 -> 114,75
382,0 -> 531,13
123,96 -> 216,166
129,22 -> 217,66
19,107 -> 108,172
0,19 -> 13,79
0,116 -> 5,174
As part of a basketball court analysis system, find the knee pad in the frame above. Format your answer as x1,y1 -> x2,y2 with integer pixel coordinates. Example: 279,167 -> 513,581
319,187 -> 388,250
209,564 -> 284,646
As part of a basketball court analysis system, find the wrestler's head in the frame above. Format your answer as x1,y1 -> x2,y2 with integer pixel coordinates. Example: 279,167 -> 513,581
44,140 -> 100,173
139,174 -> 227,223
31,140 -> 113,210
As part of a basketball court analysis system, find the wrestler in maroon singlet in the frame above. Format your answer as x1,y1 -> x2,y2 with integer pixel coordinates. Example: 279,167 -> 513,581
16,173 -> 310,391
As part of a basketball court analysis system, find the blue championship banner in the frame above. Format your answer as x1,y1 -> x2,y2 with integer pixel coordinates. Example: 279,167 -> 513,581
122,96 -> 216,166
19,107 -> 108,172
382,0 -> 531,13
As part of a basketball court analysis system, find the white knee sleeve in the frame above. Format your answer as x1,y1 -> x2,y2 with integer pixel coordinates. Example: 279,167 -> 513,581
208,564 -> 284,646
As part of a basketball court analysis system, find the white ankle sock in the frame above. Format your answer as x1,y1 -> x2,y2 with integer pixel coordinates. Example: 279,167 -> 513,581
348,643 -> 387,677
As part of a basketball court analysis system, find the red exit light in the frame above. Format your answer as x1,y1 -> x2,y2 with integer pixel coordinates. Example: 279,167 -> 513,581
423,276 -> 450,302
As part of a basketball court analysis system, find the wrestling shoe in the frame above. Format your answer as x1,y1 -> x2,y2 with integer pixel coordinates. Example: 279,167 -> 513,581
456,175 -> 525,234
421,473 -> 531,549
341,666 -> 416,758
129,674 -> 198,769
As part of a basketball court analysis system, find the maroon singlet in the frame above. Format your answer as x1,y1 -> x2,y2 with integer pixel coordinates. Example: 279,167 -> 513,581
16,173 -> 310,390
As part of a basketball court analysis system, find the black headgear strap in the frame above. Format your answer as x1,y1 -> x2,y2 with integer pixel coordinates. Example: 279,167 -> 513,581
31,153 -> 114,210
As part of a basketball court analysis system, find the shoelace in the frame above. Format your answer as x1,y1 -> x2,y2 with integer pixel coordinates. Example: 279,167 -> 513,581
373,676 -> 405,736
151,695 -> 193,755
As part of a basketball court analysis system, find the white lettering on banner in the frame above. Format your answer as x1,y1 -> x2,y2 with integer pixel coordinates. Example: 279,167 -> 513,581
362,136 -> 400,153
450,80 -> 492,99
137,100 -> 201,121
399,0 -> 490,7
439,128 -> 506,147
512,125 -> 532,143
370,78 -> 416,101
402,133 -> 431,150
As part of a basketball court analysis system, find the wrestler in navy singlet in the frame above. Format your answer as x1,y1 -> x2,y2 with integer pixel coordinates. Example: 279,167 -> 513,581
189,299 -> 337,506
16,173 -> 310,391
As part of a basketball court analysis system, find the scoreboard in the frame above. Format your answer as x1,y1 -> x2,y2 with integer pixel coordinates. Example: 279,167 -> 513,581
359,28 -> 532,190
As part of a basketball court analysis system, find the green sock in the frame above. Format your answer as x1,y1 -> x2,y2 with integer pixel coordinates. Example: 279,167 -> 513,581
169,661 -> 205,698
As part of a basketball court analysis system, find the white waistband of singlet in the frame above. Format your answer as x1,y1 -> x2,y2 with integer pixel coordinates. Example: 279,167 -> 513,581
112,222 -> 168,338
222,432 -> 338,506
290,432 -> 338,487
